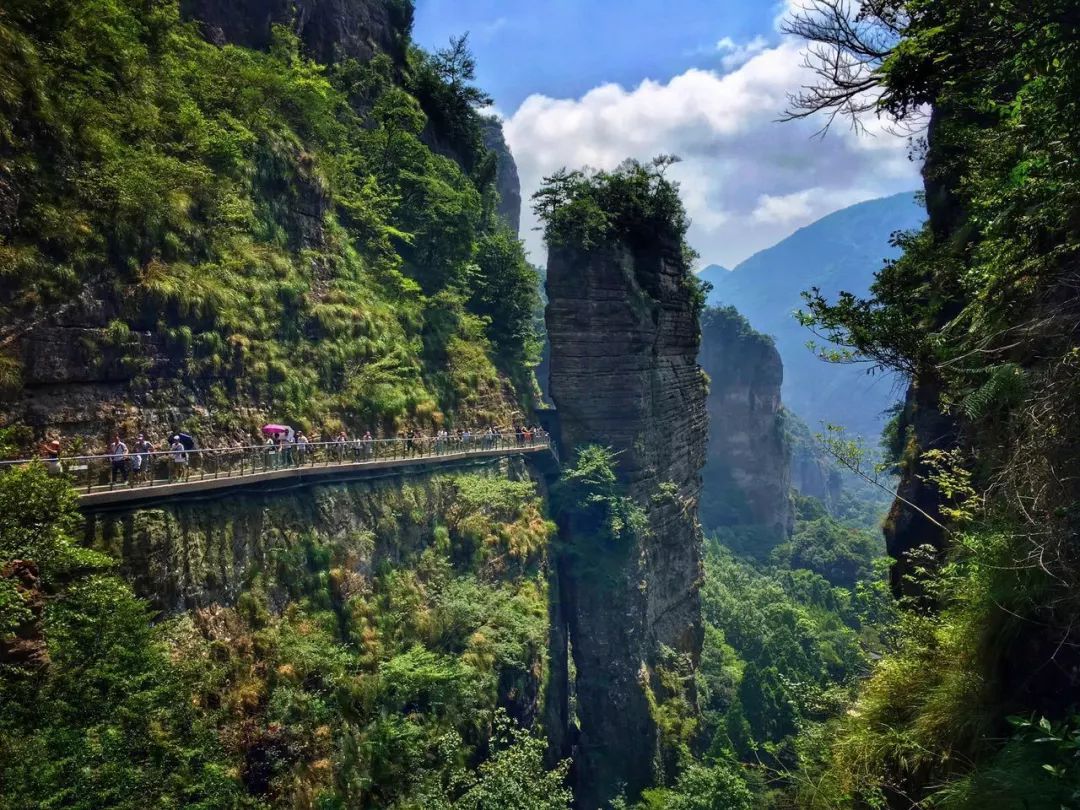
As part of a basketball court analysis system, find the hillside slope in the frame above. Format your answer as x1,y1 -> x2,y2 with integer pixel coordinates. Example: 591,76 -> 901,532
0,0 -> 537,452
701,192 -> 925,438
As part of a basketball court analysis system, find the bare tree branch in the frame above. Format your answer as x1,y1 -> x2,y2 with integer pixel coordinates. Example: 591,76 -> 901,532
779,0 -> 910,134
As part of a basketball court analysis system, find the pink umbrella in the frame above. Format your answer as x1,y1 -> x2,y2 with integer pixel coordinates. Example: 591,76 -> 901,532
262,424 -> 291,435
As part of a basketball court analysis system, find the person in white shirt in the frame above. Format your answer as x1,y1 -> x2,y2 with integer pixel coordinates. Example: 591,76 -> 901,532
169,436 -> 189,482
109,434 -> 129,484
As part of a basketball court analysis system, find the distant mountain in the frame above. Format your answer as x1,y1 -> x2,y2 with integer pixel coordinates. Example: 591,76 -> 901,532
702,191 -> 926,438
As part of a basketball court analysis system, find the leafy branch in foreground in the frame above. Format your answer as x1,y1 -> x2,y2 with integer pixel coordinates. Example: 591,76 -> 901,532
816,424 -> 948,533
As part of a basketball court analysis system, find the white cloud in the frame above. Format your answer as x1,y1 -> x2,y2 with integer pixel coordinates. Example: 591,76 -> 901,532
773,0 -> 804,31
752,187 -> 875,225
503,38 -> 920,269
477,103 -> 506,121
716,35 -> 769,71
753,190 -> 815,224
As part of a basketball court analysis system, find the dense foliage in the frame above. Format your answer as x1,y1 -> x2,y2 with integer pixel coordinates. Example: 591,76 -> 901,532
0,0 -> 540,438
789,0 -> 1080,806
0,465 -> 568,808
627,490 -> 892,809
532,157 -> 702,289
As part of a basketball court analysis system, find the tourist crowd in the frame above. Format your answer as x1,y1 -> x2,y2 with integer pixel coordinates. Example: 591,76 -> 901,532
35,424 -> 548,484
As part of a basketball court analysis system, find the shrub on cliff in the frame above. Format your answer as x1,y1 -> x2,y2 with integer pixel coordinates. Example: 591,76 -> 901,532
553,445 -> 648,546
532,157 -> 695,266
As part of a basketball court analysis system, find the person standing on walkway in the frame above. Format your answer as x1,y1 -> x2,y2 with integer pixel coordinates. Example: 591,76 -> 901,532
132,434 -> 154,482
109,434 -> 129,484
169,435 -> 189,482
41,439 -> 63,476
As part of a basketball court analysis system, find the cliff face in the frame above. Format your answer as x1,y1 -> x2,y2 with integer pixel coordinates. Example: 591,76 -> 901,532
85,470 -> 459,612
883,110 -> 958,598
65,459 -> 557,803
4,146 -> 333,444
545,235 -> 708,807
480,118 -> 522,236
179,0 -> 408,65
698,307 -> 792,542
0,0 -> 525,452
83,459 -> 551,723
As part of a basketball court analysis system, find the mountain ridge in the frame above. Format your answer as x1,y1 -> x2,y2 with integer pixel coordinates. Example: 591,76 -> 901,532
700,191 -> 925,438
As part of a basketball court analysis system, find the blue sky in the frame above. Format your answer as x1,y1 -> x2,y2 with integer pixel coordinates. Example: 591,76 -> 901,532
413,1 -> 922,268
414,0 -> 775,113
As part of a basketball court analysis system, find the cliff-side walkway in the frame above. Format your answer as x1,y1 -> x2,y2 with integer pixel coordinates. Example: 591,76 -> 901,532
4,438 -> 552,508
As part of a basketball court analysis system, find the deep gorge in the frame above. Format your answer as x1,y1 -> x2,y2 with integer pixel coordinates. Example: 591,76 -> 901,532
3,0 -> 1079,808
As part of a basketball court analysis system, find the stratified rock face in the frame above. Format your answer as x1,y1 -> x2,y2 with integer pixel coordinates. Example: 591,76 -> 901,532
179,0 -> 407,66
789,444 -> 840,505
698,307 -> 792,541
480,118 -> 522,236
546,236 -> 708,807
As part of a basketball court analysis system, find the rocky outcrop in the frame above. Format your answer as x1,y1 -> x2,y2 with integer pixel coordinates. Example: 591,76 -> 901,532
545,234 -> 708,807
883,375 -> 954,597
480,117 -> 522,236
179,0 -> 409,66
789,443 -> 841,505
698,306 -> 791,542
786,409 -> 842,507
884,109 -> 960,598
0,143 -> 332,446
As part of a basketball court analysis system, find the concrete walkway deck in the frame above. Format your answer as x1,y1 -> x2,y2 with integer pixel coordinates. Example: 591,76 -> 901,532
78,445 -> 551,508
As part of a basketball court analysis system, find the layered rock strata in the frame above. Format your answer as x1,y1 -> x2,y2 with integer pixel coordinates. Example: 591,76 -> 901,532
545,235 -> 708,807
698,306 -> 792,542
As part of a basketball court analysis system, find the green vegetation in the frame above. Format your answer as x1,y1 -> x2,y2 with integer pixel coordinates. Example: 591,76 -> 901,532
553,445 -> 648,547
0,464 -> 568,808
783,0 -> 1080,806
533,156 -> 689,254
532,157 -> 708,314
0,0 -> 540,437
625,489 -> 891,809
701,305 -> 776,355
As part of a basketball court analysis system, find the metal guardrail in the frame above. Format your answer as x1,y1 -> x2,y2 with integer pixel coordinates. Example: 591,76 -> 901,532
2,434 -> 551,496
